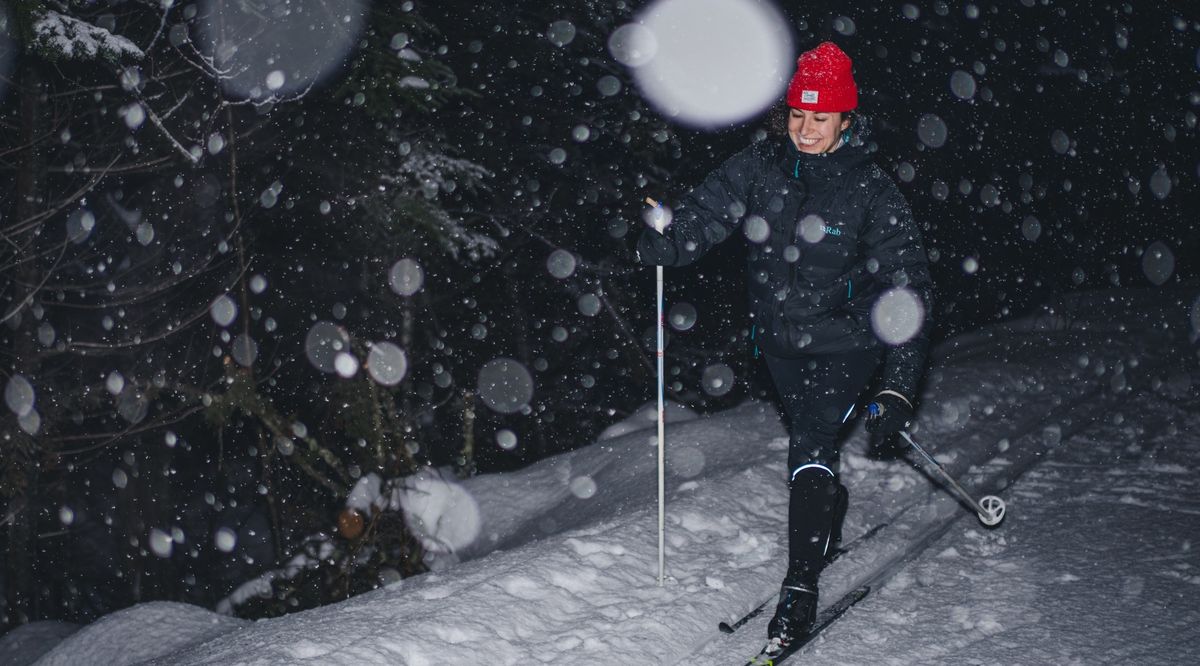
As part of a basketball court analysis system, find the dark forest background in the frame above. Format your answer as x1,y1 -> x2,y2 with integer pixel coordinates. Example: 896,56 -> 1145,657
1,0 -> 1197,631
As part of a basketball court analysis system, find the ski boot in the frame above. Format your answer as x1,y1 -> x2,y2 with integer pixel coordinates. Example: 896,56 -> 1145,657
766,582 -> 819,647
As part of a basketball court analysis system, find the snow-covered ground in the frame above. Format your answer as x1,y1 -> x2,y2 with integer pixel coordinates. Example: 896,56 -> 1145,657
808,395 -> 1200,666
3,287 -> 1197,666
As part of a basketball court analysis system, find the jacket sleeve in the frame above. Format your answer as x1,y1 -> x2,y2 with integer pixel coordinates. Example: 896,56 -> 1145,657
860,177 -> 935,402
635,144 -> 761,267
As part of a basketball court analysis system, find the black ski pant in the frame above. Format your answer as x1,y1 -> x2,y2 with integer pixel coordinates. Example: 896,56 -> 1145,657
764,349 -> 882,585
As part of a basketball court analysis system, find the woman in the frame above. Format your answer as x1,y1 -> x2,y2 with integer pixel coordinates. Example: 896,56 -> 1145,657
636,42 -> 933,651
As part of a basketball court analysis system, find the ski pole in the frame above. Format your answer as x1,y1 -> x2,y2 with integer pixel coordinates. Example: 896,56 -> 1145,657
646,197 -> 667,586
899,431 -> 1006,527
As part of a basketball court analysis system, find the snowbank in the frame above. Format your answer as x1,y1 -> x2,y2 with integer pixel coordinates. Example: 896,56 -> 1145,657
595,399 -> 699,441
27,602 -> 246,666
0,621 -> 78,666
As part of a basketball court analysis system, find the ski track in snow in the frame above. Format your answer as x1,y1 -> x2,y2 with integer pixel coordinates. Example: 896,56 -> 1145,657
4,288 -> 1197,666
805,396 -> 1200,666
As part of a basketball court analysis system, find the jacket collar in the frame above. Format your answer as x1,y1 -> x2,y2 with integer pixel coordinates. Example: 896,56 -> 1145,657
779,135 -> 872,181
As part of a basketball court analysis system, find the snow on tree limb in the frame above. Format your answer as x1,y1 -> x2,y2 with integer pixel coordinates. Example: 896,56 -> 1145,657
370,147 -> 500,261
31,10 -> 144,61
214,536 -> 336,615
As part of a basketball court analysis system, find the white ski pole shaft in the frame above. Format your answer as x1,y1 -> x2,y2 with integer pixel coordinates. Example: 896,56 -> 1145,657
647,197 -> 666,586
899,431 -> 1006,526
656,262 -> 666,586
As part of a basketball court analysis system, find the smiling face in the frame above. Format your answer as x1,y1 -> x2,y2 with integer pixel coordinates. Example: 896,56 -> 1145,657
787,107 -> 851,154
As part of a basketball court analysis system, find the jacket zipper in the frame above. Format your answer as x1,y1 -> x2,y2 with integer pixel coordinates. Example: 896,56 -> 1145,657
781,157 -> 802,327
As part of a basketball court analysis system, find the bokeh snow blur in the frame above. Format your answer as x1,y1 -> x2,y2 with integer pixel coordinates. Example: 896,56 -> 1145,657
388,258 -> 425,297
4,374 -> 34,416
1141,241 -> 1174,286
798,214 -> 827,244
477,358 -> 534,414
304,321 -> 351,373
668,302 -> 698,331
871,287 -> 925,345
209,294 -> 237,327
701,363 -> 735,397
231,335 -> 258,367
615,0 -> 792,129
546,249 -> 577,279
949,70 -> 976,100
366,342 -> 408,386
917,114 -> 948,148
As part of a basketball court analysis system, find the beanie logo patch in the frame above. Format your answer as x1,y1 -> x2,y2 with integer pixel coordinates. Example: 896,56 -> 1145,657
801,90 -> 819,104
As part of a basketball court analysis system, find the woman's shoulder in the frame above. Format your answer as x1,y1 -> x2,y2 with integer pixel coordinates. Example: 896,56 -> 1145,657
849,157 -> 900,194
857,161 -> 892,185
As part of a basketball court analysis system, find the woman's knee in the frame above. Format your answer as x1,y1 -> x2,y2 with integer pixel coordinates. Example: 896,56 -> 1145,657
787,461 -> 837,489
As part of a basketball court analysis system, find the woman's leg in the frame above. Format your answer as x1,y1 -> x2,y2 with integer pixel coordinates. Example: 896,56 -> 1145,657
763,350 -> 881,640
765,350 -> 883,475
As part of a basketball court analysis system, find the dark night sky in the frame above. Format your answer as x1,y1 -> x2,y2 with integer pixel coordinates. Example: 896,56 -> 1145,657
431,0 -> 1198,346
643,1 -> 1199,340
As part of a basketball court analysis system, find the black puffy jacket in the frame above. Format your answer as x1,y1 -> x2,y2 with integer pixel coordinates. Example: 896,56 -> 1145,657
636,133 -> 934,401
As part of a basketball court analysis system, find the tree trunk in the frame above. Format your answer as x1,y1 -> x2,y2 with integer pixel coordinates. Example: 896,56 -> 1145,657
398,295 -> 415,470
457,390 -> 476,478
506,264 -> 546,458
4,61 -> 46,626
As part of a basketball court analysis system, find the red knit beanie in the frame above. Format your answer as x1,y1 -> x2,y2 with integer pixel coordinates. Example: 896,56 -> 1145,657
785,42 -> 858,112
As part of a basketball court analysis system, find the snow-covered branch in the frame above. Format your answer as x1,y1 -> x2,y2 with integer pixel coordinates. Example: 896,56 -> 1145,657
215,535 -> 336,615
31,10 -> 144,62
370,146 -> 499,260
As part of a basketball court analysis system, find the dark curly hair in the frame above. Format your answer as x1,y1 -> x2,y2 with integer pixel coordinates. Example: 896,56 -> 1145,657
766,102 -> 856,139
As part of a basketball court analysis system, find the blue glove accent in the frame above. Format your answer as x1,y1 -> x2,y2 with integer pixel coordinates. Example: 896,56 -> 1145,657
865,393 -> 913,436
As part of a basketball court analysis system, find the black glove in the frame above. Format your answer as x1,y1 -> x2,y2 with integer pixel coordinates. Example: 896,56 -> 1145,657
865,391 -> 914,436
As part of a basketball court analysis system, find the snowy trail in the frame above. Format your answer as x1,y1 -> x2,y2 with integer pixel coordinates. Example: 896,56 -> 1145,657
687,369 -> 1121,664
801,391 -> 1200,665
689,292 -> 1196,665
8,289 -> 1196,666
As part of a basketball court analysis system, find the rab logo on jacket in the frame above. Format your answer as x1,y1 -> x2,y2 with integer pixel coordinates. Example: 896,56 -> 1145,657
801,90 -> 819,104
822,225 -> 842,237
